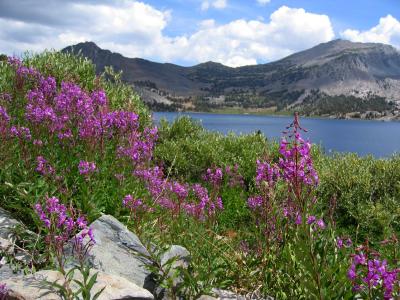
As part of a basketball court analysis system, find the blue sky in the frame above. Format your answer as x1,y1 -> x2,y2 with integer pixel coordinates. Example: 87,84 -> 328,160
150,0 -> 399,36
0,0 -> 399,66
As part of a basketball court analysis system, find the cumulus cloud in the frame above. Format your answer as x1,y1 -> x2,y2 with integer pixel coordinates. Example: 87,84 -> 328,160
257,0 -> 271,5
0,1 -> 335,67
0,0 -> 170,57
341,15 -> 400,48
201,0 -> 227,11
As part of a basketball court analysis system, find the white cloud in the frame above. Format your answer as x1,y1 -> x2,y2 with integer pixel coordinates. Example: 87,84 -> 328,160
0,2 -> 335,67
341,15 -> 400,48
257,0 -> 271,5
0,1 -> 171,58
157,6 -> 335,66
201,0 -> 227,11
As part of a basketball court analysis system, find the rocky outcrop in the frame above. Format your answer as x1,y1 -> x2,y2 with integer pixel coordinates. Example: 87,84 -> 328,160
0,209 -> 32,282
155,245 -> 191,299
0,208 -> 21,242
0,211 -> 270,300
69,215 -> 155,292
2,269 -> 154,300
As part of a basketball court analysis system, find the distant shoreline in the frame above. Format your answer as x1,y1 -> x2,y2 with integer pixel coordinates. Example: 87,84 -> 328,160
153,109 -> 400,123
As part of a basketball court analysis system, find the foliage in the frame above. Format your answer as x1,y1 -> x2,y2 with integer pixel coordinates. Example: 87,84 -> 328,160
0,52 -> 399,299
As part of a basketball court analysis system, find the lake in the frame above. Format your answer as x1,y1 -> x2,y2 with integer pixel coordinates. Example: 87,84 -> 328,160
153,112 -> 400,158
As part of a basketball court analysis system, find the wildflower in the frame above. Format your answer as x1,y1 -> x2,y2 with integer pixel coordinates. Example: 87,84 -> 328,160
307,215 -> 316,224
122,194 -> 145,210
35,196 -> 95,264
10,126 -> 31,140
0,283 -> 8,299
76,216 -> 87,229
316,218 -> 325,230
348,264 -> 357,280
78,160 -> 96,175
247,195 -> 263,210
33,139 -> 43,146
203,167 -> 223,186
0,106 -> 10,136
295,214 -> 302,225
255,160 -> 279,187
337,238 -> 344,249
36,156 -> 55,176
91,90 -> 107,107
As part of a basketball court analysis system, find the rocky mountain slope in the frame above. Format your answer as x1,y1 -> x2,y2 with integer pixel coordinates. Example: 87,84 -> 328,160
63,40 -> 400,116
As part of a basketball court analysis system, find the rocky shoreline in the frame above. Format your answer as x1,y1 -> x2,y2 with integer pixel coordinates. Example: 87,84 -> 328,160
0,208 -> 271,300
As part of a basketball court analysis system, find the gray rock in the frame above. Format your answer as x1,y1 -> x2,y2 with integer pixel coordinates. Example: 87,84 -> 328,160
0,262 -> 18,282
160,245 -> 190,278
1,269 -> 154,300
197,295 -> 218,300
210,289 -> 274,300
0,208 -> 21,242
156,245 -> 191,299
69,215 -> 155,291
0,238 -> 13,255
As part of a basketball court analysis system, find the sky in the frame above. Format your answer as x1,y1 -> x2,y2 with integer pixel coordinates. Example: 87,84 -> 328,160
0,0 -> 399,67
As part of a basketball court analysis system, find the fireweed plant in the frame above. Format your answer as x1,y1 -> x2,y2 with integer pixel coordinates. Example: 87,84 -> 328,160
0,53 -> 399,299
0,283 -> 8,300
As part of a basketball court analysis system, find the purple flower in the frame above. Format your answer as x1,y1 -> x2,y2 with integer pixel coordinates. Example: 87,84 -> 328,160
354,253 -> 367,266
348,264 -> 357,280
10,126 -> 31,140
78,160 -> 96,175
255,160 -> 280,187
91,90 -> 107,106
316,219 -> 325,230
295,214 -> 302,225
307,215 -> 316,224
203,167 -> 223,186
247,195 -> 263,210
123,195 -> 142,208
0,106 -> 10,136
76,216 -> 87,228
0,282 -> 8,298
337,238 -> 344,249
36,156 -> 55,176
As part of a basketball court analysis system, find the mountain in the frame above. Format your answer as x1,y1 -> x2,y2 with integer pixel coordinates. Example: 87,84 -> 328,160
62,40 -> 400,117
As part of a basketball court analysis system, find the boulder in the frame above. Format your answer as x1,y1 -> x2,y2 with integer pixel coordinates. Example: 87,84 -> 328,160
0,208 -> 21,242
0,262 -> 17,283
69,215 -> 155,291
0,238 -> 13,255
156,245 -> 191,299
1,269 -> 154,300
160,245 -> 190,284
204,289 -> 274,300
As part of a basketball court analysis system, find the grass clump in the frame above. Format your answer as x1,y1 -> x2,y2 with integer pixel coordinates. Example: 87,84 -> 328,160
0,51 -> 399,299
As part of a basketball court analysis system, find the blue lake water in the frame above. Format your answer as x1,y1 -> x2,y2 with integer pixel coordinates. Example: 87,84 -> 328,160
153,112 -> 400,158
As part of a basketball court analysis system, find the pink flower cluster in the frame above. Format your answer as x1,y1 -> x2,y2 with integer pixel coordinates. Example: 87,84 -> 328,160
10,126 -> 31,141
348,250 -> 400,299
0,106 -> 10,137
279,134 -> 318,186
34,196 -> 95,252
122,194 -> 150,212
203,167 -> 223,186
306,215 -> 326,230
255,160 -> 280,188
117,127 -> 158,165
36,156 -> 55,176
247,114 -> 319,227
336,237 -> 353,249
225,164 -> 245,188
133,166 -> 225,220
5,57 -> 157,160
0,283 -> 8,300
78,160 -> 96,175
